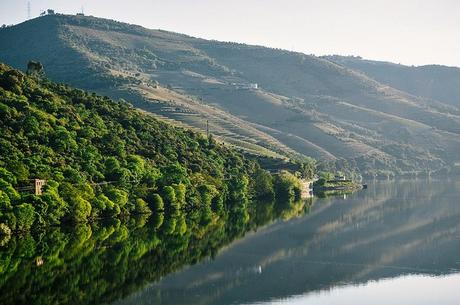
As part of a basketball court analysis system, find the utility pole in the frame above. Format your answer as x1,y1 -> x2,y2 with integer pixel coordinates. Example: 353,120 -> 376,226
206,120 -> 209,138
27,1 -> 31,19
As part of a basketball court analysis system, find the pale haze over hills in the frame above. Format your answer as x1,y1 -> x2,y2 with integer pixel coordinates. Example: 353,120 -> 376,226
1,0 -> 460,67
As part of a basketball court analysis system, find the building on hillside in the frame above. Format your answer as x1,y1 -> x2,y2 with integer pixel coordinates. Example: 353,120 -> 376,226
34,179 -> 47,195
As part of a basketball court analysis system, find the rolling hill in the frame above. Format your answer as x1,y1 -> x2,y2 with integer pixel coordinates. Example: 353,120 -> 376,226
1,13 -> 460,176
324,55 -> 460,108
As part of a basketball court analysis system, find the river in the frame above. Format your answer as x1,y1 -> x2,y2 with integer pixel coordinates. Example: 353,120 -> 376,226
115,179 -> 460,305
1,179 -> 459,304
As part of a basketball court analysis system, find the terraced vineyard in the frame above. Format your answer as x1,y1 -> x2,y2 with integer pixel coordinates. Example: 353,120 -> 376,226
2,14 -> 460,176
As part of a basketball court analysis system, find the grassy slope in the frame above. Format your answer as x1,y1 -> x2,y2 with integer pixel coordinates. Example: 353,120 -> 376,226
1,15 -> 460,175
324,55 -> 460,108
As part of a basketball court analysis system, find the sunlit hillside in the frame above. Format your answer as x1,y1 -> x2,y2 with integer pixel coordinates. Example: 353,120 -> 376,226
2,14 -> 460,176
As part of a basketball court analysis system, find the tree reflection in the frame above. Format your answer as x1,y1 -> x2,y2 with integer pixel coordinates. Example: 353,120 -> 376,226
0,196 -> 313,305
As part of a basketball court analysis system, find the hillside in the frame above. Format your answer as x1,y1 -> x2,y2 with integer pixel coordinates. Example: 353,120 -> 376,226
1,14 -> 460,176
324,55 -> 460,108
0,63 -> 312,233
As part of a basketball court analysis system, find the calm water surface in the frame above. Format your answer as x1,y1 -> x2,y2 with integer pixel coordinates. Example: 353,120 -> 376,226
1,179 -> 459,305
115,179 -> 460,305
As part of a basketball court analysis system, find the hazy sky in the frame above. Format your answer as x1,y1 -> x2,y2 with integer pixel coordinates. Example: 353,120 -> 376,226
1,0 -> 459,67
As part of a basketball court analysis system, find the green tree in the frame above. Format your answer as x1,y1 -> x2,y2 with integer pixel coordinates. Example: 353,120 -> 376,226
162,186 -> 177,209
149,193 -> 164,211
70,197 -> 92,223
127,155 -> 145,181
14,204 -> 35,231
134,198 -> 151,214
106,188 -> 129,208
197,184 -> 218,207
274,170 -> 302,203
0,178 -> 19,203
39,181 -> 68,224
252,167 -> 274,199
160,163 -> 189,186
172,183 -> 186,207
52,126 -> 78,152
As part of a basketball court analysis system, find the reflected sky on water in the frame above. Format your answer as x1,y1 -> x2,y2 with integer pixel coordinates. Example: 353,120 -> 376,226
115,179 -> 460,305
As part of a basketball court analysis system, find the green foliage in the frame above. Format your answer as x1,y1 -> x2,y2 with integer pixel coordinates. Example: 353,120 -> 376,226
13,204 -> 35,231
0,64 -> 309,231
172,183 -> 186,206
197,184 -> 218,207
251,167 -> 275,199
150,193 -> 164,211
152,212 -> 164,229
315,172 -> 334,186
90,194 -> 114,217
52,126 -> 78,152
0,168 -> 16,185
0,168 -> 313,305
0,190 -> 12,210
160,163 -> 189,186
227,170 -> 250,203
162,186 -> 177,210
106,188 -> 129,208
320,172 -> 335,181
0,69 -> 24,94
70,196 -> 92,223
38,181 -> 68,224
0,179 -> 19,202
0,223 -> 11,237
316,178 -> 327,186
134,198 -> 151,214
274,170 -> 302,203
127,155 -> 145,181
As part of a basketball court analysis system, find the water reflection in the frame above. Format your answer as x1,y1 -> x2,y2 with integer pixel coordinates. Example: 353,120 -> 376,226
265,274 -> 460,305
1,180 -> 459,305
0,192 -> 311,305
114,179 -> 460,305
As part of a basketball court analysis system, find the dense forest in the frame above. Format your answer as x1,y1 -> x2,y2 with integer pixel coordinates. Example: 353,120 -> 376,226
0,63 -> 314,234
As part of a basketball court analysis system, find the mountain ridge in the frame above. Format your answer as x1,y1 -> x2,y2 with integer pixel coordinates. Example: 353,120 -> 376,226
324,55 -> 460,108
2,14 -> 460,176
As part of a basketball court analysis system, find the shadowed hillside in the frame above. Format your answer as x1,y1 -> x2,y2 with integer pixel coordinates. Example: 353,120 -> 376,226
2,14 -> 460,176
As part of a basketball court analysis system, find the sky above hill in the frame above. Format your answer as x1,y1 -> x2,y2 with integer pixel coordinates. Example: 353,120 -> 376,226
1,0 -> 459,67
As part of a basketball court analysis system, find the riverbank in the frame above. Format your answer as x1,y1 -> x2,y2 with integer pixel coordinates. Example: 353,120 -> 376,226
312,176 -> 363,197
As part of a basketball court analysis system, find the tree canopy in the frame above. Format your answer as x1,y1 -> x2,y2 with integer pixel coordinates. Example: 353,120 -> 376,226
0,63 -> 309,232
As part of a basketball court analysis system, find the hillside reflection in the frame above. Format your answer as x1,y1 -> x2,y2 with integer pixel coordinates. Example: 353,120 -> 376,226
114,179 -> 460,305
0,194 -> 312,305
